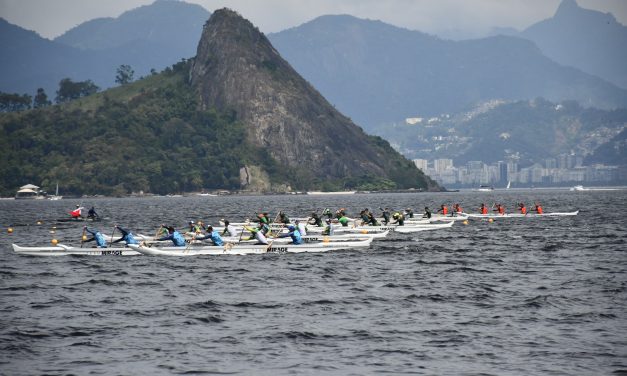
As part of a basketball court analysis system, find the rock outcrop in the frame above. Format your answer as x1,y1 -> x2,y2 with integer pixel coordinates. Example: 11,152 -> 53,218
190,9 -> 437,190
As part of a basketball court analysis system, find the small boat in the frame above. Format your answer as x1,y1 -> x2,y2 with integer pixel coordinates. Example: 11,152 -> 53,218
48,183 -> 62,200
466,211 -> 579,219
129,238 -> 373,256
475,185 -> 494,192
306,191 -> 356,195
570,185 -> 588,191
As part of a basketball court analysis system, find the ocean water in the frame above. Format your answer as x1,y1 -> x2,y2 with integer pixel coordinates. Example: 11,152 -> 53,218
1,190 -> 626,375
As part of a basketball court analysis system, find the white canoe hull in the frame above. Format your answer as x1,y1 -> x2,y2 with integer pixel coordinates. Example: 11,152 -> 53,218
129,238 -> 373,256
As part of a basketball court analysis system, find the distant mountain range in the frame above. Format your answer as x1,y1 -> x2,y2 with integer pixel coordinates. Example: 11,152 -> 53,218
520,0 -> 627,90
0,1 -> 208,97
1,0 -> 625,169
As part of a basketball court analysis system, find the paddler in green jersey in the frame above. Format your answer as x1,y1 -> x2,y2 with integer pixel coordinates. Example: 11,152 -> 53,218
338,215 -> 349,227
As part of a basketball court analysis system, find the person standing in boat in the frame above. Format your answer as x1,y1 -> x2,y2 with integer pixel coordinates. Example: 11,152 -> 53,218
69,204 -> 84,219
112,225 -> 139,245
518,203 -> 527,214
87,206 -> 99,220
157,226 -> 187,247
480,203 -> 488,215
195,225 -> 224,246
83,226 -> 107,248
391,211 -> 405,226
423,207 -> 432,219
533,202 -> 544,214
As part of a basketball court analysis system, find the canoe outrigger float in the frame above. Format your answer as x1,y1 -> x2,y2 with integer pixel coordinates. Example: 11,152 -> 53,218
12,243 -> 140,256
465,211 -> 579,219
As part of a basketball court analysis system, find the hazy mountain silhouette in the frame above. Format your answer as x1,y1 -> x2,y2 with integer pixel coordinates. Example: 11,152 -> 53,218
521,0 -> 627,89
269,14 -> 627,131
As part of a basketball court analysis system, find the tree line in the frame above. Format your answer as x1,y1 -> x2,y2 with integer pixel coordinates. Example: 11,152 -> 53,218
0,64 -> 136,112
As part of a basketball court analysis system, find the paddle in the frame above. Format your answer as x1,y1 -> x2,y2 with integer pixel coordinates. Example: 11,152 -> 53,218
80,227 -> 86,248
108,226 -> 116,248
238,220 -> 250,242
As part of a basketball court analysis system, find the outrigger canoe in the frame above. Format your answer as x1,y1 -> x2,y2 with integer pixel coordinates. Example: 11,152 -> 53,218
465,211 -> 579,219
129,238 -> 373,256
306,221 -> 454,233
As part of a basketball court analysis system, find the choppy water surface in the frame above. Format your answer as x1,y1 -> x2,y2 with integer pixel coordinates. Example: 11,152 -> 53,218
1,190 -> 626,375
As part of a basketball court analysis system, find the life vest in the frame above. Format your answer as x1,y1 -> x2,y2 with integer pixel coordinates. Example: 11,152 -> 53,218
520,206 -> 527,214
481,207 -> 488,214
536,206 -> 543,214
497,206 -> 505,214
454,205 -> 463,213
441,206 -> 448,215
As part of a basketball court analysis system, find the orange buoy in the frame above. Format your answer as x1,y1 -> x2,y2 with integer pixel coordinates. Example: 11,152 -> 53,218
462,220 -> 469,225
7,228 -> 13,234
488,218 -> 494,223
51,239 -> 58,245
82,235 -> 88,241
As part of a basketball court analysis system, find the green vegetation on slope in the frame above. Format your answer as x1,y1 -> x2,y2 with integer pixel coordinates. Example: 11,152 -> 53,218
0,61 -> 282,196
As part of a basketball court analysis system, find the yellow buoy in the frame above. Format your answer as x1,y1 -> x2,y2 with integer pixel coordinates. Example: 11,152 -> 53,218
51,239 -> 58,245
7,228 -> 13,234
488,218 -> 494,223
463,220 -> 469,225
361,230 -> 368,234
82,235 -> 88,241
323,236 -> 330,243
37,221 -> 42,225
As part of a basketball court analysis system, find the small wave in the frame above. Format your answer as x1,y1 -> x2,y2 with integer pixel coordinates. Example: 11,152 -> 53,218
301,299 -> 336,306
193,315 -> 224,323
186,300 -> 222,309
231,301 -> 284,309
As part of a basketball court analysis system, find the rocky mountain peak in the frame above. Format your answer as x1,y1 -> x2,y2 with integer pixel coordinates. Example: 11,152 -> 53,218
190,8 -> 436,189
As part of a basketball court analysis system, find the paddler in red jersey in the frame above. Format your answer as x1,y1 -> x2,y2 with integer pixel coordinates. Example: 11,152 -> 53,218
69,204 -> 84,219
533,202 -> 543,214
494,203 -> 505,215
437,204 -> 449,216
480,203 -> 488,215
518,203 -> 527,214
453,203 -> 463,215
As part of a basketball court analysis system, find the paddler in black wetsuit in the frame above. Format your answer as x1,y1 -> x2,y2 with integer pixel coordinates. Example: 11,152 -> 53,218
423,207 -> 432,219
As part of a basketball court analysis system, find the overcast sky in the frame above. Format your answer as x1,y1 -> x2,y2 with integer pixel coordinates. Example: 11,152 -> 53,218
1,0 -> 626,39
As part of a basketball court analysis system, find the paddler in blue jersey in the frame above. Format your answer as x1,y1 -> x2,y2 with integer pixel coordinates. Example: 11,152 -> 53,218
83,226 -> 107,248
279,225 -> 303,244
195,225 -> 224,246
112,225 -> 139,245
157,226 -> 186,247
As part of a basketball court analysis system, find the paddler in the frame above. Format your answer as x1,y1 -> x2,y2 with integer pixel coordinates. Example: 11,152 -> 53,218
188,221 -> 203,234
494,203 -> 505,215
380,207 -> 391,225
69,204 -> 84,219
195,225 -> 224,246
322,218 -> 334,235
359,209 -> 370,225
83,226 -> 107,248
518,203 -> 527,214
453,203 -> 463,215
423,207 -> 432,219
480,203 -> 488,215
295,220 -> 307,236
533,202 -> 544,214
278,225 -> 303,244
437,204 -> 449,216
338,213 -> 350,227
112,225 -> 139,245
308,212 -> 324,227
367,211 -> 380,226
243,222 -> 269,244
404,208 -> 414,218
278,211 -> 290,224
322,208 -> 333,220
87,206 -> 99,220
391,211 -> 405,226
221,220 -> 237,237
157,226 -> 187,247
